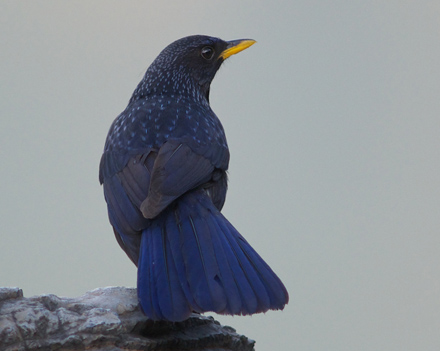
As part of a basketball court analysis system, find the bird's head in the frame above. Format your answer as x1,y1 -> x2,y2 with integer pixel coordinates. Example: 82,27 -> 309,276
133,35 -> 256,104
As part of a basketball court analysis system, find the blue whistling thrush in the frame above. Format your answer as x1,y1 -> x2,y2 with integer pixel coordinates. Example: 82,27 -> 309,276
99,35 -> 289,321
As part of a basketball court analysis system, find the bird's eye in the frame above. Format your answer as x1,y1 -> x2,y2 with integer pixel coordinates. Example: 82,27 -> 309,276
201,46 -> 215,60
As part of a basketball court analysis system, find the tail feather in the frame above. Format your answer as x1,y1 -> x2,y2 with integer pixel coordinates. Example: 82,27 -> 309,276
164,212 -> 201,311
184,212 -> 227,312
234,231 -> 289,309
208,212 -> 260,314
137,222 -> 159,319
204,215 -> 243,314
138,220 -> 192,320
137,190 -> 288,321
214,213 -> 271,313
173,204 -> 226,313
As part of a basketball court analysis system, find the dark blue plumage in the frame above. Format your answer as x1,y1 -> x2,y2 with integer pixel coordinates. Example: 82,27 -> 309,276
99,35 -> 288,321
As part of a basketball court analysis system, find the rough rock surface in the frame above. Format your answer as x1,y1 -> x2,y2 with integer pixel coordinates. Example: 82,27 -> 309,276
0,286 -> 255,351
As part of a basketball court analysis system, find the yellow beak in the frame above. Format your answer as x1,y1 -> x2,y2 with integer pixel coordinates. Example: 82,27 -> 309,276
220,39 -> 256,60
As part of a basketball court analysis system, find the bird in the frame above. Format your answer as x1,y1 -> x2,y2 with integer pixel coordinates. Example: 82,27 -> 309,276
99,35 -> 289,322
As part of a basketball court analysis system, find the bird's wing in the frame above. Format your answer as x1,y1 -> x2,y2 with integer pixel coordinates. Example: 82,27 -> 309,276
100,139 -> 215,224
100,149 -> 156,265
140,139 -> 215,219
100,150 -> 155,236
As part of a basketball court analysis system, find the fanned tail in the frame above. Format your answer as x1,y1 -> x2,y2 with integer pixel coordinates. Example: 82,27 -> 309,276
137,190 -> 289,321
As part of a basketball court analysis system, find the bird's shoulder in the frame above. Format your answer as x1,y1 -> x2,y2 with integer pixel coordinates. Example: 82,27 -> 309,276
105,96 -> 226,149
100,95 -> 229,182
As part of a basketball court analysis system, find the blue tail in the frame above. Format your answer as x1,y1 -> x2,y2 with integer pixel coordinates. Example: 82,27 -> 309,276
137,190 -> 289,321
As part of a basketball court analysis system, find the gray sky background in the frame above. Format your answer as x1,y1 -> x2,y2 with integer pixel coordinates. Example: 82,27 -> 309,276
1,1 -> 439,350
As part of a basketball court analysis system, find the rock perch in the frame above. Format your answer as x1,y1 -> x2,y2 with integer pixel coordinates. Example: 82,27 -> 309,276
0,286 -> 254,351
